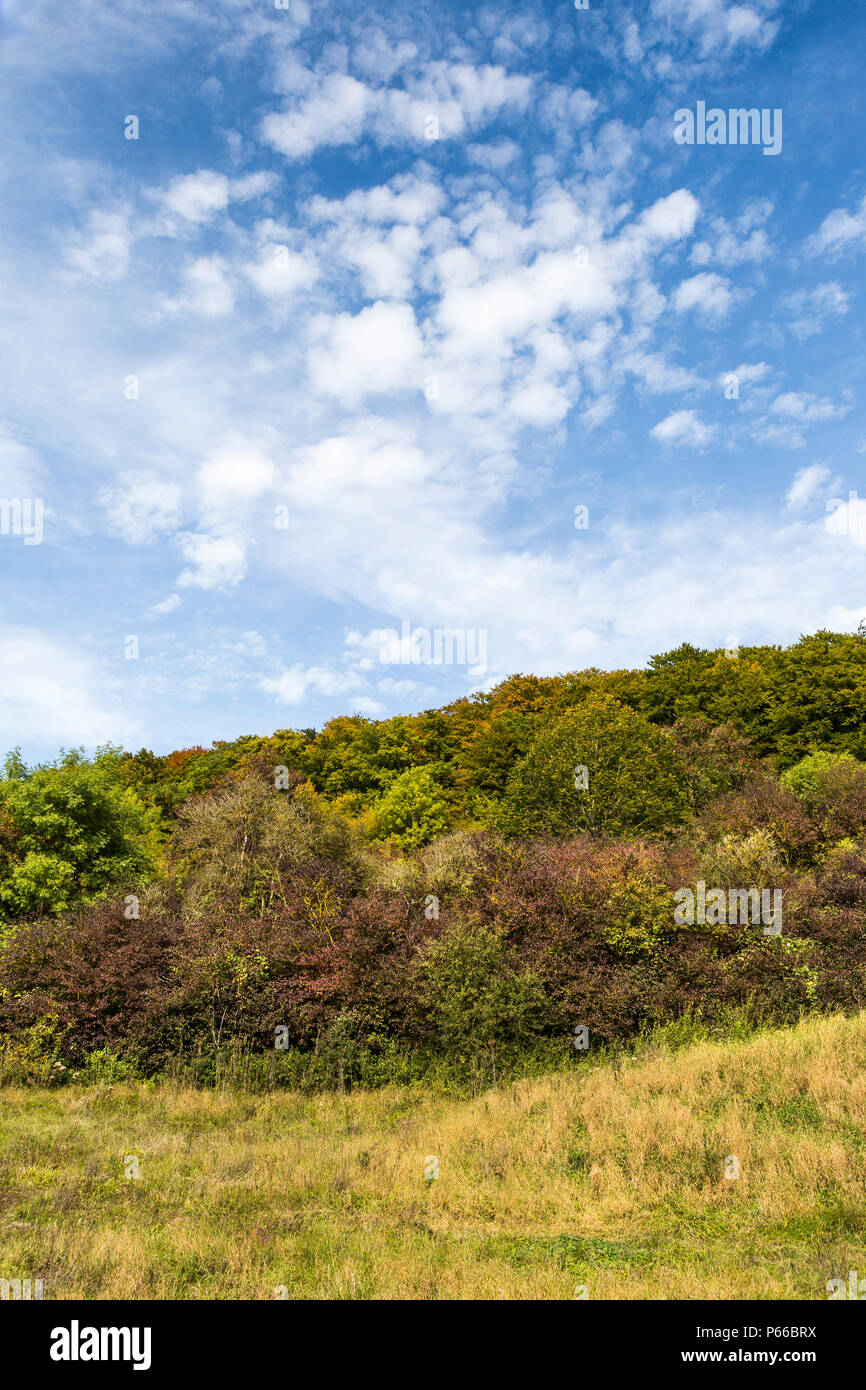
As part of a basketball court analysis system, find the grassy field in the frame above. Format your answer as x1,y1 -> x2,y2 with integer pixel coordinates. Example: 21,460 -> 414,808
1,1012 -> 865,1300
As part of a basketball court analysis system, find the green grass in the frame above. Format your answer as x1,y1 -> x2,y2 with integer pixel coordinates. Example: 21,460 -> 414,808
1,1011 -> 865,1299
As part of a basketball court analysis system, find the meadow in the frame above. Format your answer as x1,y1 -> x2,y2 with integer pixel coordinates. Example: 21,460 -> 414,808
2,1011 -> 864,1300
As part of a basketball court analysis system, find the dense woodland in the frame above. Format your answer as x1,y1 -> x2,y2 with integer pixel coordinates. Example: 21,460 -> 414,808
2,629 -> 866,1089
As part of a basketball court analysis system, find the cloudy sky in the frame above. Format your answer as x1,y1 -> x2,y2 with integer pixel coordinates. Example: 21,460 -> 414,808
1,0 -> 865,760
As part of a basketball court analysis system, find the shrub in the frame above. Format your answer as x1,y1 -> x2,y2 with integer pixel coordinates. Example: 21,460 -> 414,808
170,771 -> 363,915
0,1014 -> 67,1086
784,755 -> 866,846
781,750 -> 859,800
419,829 -> 484,897
699,779 -> 817,865
698,828 -> 786,890
418,921 -> 549,1053
601,866 -> 677,958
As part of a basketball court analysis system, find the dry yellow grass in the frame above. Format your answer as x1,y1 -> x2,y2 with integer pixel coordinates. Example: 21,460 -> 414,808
1,1012 -> 865,1299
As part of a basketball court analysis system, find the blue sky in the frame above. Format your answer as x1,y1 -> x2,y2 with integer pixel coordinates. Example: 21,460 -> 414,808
1,0 -> 865,761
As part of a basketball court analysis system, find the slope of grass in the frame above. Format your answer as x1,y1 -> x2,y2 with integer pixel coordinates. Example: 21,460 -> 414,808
1,1012 -> 865,1299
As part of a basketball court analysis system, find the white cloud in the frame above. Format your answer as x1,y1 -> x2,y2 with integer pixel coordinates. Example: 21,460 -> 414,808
650,409 -> 714,447
308,300 -> 424,403
785,463 -> 831,509
674,271 -> 735,321
637,189 -> 700,243
156,170 -> 231,223
690,204 -> 773,267
625,352 -> 704,393
467,139 -> 521,170
148,593 -> 182,617
650,0 -> 779,56
261,61 -> 532,160
176,533 -> 248,590
197,442 -> 275,515
771,392 -> 845,423
244,244 -> 319,300
260,663 -> 365,704
262,73 -> 371,160
806,192 -> 866,257
781,282 -> 849,340
751,393 -> 848,449
66,209 -> 130,282
308,174 -> 443,228
825,493 -> 866,549
167,256 -> 234,317
149,168 -> 276,230
0,626 -> 139,747
718,361 -> 771,388
352,696 -> 387,716
99,472 -> 182,544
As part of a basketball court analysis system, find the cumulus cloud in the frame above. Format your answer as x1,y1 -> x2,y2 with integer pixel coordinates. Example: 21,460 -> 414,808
99,473 -> 183,544
785,463 -> 832,509
308,300 -> 425,403
674,271 -> 736,321
66,209 -> 130,281
771,392 -> 845,423
650,409 -> 714,447
196,442 -> 275,515
148,169 -> 276,231
806,192 -> 866,257
260,663 -> 366,704
165,255 -> 234,317
148,593 -> 182,617
717,361 -> 771,388
650,0 -> 779,56
244,243 -> 319,300
261,60 -> 532,159
176,533 -> 248,590
780,282 -> 849,340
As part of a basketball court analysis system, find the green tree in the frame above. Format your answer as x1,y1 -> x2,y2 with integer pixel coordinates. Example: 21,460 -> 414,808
500,694 -> 688,838
780,749 -> 858,801
0,756 -> 162,918
373,768 -> 450,849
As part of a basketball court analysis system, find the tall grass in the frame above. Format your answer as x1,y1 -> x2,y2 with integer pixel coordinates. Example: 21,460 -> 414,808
1,1011 -> 864,1300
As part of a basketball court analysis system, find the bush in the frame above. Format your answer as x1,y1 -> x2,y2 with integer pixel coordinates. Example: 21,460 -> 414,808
418,921 -> 549,1054
170,770 -> 364,915
698,828 -> 785,890
601,866 -> 677,958
699,779 -> 817,865
780,750 -> 859,800
783,755 -> 866,846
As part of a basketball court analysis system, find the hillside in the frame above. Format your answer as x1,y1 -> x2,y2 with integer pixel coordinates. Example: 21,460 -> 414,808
3,1012 -> 864,1299
107,629 -> 866,829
